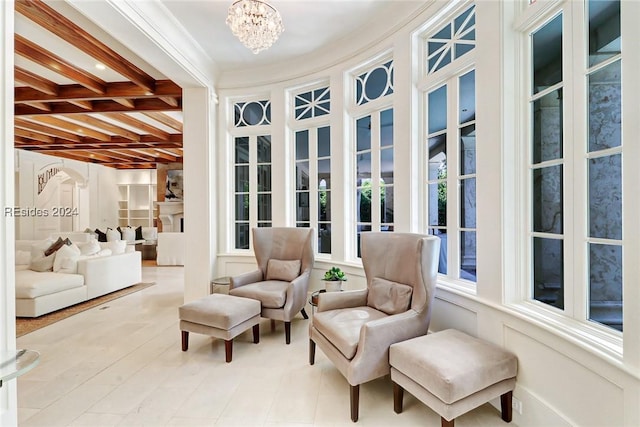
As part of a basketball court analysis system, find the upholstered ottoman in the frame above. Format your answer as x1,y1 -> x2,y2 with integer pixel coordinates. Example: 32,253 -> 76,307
390,329 -> 517,427
179,294 -> 261,362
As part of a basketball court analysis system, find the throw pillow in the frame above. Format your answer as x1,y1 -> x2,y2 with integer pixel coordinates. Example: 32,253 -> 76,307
29,240 -> 56,272
95,228 -> 107,242
266,259 -> 301,282
78,239 -> 101,256
366,277 -> 413,315
106,228 -> 120,242
121,227 -> 135,242
15,250 -> 31,265
117,226 -> 124,239
135,225 -> 143,240
53,243 -> 81,274
99,240 -> 126,255
44,237 -> 65,257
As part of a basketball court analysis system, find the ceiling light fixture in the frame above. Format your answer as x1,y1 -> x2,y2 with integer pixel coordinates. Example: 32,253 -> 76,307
226,0 -> 284,54
95,63 -> 106,70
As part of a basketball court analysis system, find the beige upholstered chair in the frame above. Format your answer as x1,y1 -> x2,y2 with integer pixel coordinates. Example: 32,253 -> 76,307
230,227 -> 315,344
309,232 -> 440,422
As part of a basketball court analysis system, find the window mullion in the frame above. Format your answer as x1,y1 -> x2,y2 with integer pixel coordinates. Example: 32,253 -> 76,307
371,112 -> 381,230
249,135 -> 258,234
310,128 -> 319,229
447,78 -> 460,279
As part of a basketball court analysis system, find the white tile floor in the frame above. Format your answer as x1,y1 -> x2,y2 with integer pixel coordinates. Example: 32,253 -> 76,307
17,265 -> 514,426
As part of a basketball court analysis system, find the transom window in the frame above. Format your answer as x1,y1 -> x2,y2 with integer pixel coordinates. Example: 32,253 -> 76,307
355,60 -> 394,106
427,5 -> 475,74
234,100 -> 271,127
295,87 -> 330,120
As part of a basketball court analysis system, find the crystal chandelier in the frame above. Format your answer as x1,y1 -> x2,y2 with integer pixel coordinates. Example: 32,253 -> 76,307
226,0 -> 284,54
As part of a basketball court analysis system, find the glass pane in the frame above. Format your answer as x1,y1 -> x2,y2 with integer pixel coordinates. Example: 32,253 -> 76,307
532,165 -> 563,234
357,116 -> 371,151
380,108 -> 394,147
318,224 -> 331,254
454,5 -> 474,32
257,165 -> 271,192
257,194 -> 271,221
460,125 -> 476,175
460,231 -> 477,282
428,136 -> 447,180
460,178 -> 476,229
356,152 -> 371,184
588,0 -> 620,67
235,137 -> 249,164
428,85 -> 447,134
588,60 -> 621,151
296,161 -> 309,191
257,135 -> 271,163
533,237 -> 564,310
589,243 -> 622,331
589,154 -> 621,240
356,224 -> 372,258
318,159 -> 331,190
319,190 -> 331,221
235,165 -> 249,192
532,14 -> 563,94
296,131 -> 309,160
257,222 -> 271,228
381,185 -> 394,224
532,89 -> 563,163
357,186 -> 372,223
296,192 -> 310,222
429,229 -> 448,275
318,126 -> 331,157
235,223 -> 249,249
297,222 -> 310,228
243,102 -> 265,126
235,194 -> 249,221
381,148 -> 394,185
365,67 -> 388,100
429,182 -> 446,226
459,70 -> 475,124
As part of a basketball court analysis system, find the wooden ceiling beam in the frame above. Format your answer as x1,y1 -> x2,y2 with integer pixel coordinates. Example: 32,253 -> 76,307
142,112 -> 183,132
15,98 -> 180,116
72,115 -> 140,141
15,80 -> 182,103
15,35 -> 106,94
105,113 -> 171,140
23,101 -> 50,111
14,67 -> 58,95
114,98 -> 135,109
30,116 -> 111,142
15,127 -> 54,143
146,150 -> 177,161
15,118 -> 83,142
67,100 -> 93,110
15,0 -> 156,93
111,149 -> 156,162
159,97 -> 179,107
36,150 -> 96,163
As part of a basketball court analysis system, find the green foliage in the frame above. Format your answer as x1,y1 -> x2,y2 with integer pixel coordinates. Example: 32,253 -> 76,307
324,266 -> 347,281
437,161 -> 447,225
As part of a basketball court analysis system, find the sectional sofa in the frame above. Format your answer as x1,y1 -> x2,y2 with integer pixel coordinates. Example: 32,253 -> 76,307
15,234 -> 142,317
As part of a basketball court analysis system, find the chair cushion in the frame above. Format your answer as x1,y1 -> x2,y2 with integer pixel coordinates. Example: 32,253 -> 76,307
389,329 -> 518,404
367,277 -> 413,315
229,281 -> 289,308
313,306 -> 388,359
266,259 -> 301,282
179,294 -> 260,330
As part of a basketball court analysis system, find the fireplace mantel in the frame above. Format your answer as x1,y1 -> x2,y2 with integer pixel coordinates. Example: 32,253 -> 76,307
156,201 -> 183,232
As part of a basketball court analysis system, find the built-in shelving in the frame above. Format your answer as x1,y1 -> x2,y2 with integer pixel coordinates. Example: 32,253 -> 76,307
117,184 -> 157,227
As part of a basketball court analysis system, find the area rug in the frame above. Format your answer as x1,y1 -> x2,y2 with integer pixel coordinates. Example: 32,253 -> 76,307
16,282 -> 155,337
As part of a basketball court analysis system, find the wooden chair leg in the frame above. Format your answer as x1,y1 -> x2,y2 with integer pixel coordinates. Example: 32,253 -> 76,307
252,324 -> 260,344
393,382 -> 404,414
285,321 -> 291,344
501,390 -> 513,422
181,331 -> 188,351
301,308 -> 309,319
441,417 -> 454,427
350,384 -> 360,422
224,339 -> 233,363
309,339 -> 316,365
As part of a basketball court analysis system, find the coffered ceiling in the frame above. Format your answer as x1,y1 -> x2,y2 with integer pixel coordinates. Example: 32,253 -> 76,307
14,0 -> 183,169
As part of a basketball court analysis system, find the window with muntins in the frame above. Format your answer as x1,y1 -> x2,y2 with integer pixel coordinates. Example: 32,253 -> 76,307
427,5 -> 475,74
295,87 -> 330,120
526,0 -> 623,333
233,100 -> 272,250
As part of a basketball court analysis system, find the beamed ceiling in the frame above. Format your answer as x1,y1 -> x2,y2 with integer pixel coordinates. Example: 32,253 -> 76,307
13,0 -> 183,169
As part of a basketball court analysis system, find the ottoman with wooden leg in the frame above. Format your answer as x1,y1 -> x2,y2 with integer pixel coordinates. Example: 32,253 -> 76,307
390,329 -> 518,427
179,293 -> 261,363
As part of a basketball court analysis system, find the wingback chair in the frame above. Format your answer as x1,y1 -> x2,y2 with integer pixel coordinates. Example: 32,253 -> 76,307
309,232 -> 440,422
230,227 -> 315,344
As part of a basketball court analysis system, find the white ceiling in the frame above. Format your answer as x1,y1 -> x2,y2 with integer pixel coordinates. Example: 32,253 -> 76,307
160,0 -> 426,72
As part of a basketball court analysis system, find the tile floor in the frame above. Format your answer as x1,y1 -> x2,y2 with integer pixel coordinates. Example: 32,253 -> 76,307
17,264 -> 515,426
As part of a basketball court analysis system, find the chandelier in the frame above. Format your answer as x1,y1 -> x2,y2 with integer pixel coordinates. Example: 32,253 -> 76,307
226,0 -> 284,54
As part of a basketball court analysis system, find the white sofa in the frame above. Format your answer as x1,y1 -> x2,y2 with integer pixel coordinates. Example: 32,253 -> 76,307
15,239 -> 142,317
156,232 -> 185,266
